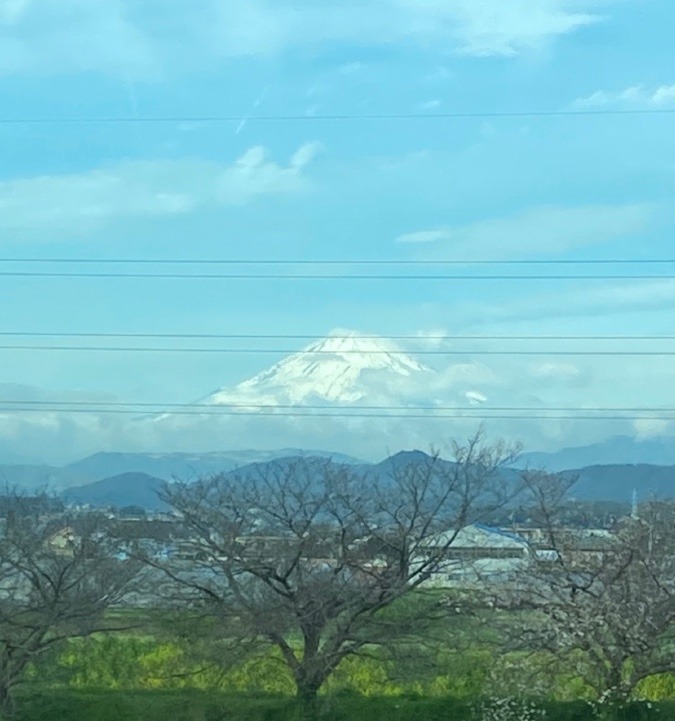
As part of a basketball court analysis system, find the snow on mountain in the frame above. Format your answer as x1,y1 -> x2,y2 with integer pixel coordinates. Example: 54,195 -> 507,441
465,391 -> 488,405
134,329 -> 496,459
203,330 -> 436,407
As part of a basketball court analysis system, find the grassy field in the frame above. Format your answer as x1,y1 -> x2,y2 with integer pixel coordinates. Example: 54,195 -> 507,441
13,689 -> 675,721
11,601 -> 673,720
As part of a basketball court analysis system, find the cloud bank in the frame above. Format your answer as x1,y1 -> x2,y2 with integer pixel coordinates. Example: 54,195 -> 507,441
396,203 -> 653,259
571,84 -> 675,109
0,0 -> 606,79
0,143 -> 321,230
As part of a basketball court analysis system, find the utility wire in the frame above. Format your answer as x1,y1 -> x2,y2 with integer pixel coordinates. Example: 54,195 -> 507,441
0,400 -> 671,412
0,333 -> 672,341
0,258 -> 673,265
0,272 -> 672,280
2,108 -> 675,124
0,345 -> 673,356
0,408 -> 671,420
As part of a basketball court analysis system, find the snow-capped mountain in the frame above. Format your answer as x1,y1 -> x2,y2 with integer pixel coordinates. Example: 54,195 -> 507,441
133,329 -> 496,459
203,330 -> 435,406
4,329 -> 672,469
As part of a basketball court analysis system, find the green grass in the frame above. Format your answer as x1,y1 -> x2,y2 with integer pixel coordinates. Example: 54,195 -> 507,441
17,599 -> 675,720
12,690 -> 675,721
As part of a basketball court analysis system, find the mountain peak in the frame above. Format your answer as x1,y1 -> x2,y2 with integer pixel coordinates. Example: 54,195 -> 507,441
302,329 -> 429,373
205,330 -> 433,406
383,450 -> 435,466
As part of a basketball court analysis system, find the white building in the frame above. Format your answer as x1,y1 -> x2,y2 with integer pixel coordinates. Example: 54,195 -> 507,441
414,523 -> 530,588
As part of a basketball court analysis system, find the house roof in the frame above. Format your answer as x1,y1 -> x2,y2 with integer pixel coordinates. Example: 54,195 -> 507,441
426,524 -> 529,549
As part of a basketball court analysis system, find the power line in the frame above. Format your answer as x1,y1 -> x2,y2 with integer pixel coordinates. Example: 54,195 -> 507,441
0,400 -> 672,412
0,333 -> 673,342
1,345 -> 674,356
2,108 -> 675,124
0,258 -> 673,266
0,272 -> 672,280
0,407 -> 671,420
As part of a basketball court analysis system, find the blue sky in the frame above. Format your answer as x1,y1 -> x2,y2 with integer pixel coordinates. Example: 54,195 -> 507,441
0,0 -> 674,462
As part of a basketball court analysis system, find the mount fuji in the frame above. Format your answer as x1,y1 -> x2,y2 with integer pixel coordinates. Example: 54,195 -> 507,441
202,330 -> 466,408
2,328 -> 674,479
128,329 -> 497,463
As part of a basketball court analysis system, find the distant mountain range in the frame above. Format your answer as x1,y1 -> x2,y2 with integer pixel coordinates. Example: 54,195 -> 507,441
562,464 -> 675,501
518,435 -> 675,471
64,449 -> 362,484
56,451 -> 675,510
3,433 -> 673,493
0,449 -> 364,492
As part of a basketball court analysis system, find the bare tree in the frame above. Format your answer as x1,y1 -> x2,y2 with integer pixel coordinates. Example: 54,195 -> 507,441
511,475 -> 675,709
0,495 -> 140,718
152,433 -> 520,713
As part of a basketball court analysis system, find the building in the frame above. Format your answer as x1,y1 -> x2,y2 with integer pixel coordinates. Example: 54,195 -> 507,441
413,523 -> 530,588
46,526 -> 78,556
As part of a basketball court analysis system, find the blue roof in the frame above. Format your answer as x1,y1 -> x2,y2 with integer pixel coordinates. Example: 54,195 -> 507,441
473,523 -> 528,545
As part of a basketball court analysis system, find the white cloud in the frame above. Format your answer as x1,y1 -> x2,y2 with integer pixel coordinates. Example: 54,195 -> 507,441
597,281 -> 675,308
0,0 -> 609,79
396,203 -> 653,259
529,362 -> 582,381
420,0 -> 599,57
652,86 -> 675,104
465,390 -> 488,404
290,141 -> 324,168
0,0 -> 159,79
418,99 -> 442,111
398,228 -> 453,244
414,328 -> 450,348
0,143 -> 319,230
208,0 -> 603,59
462,279 -> 675,326
633,418 -> 671,440
572,84 -> 675,109
433,363 -> 502,389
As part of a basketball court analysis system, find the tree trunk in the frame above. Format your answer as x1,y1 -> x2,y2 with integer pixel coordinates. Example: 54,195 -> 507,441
294,628 -> 327,720
0,683 -> 16,721
295,678 -> 323,721
595,666 -> 632,721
